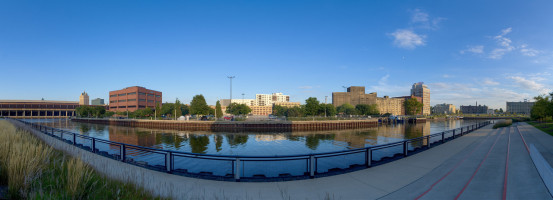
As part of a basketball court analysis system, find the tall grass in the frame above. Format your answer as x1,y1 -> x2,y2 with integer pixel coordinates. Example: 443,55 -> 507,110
493,119 -> 513,129
0,121 -> 164,199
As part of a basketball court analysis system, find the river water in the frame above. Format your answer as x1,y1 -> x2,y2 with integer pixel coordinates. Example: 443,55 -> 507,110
26,119 -> 482,156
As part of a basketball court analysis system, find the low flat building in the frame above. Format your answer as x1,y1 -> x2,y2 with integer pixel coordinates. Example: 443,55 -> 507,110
506,101 -> 534,114
250,106 -> 273,116
274,102 -> 301,108
0,100 -> 78,118
460,102 -> 488,114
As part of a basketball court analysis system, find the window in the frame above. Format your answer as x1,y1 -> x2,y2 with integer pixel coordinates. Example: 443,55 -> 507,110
147,100 -> 154,102
127,92 -> 136,95
110,101 -> 116,103
110,95 -> 116,97
138,105 -> 146,108
118,94 -> 126,96
109,106 -> 117,109
139,99 -> 146,102
138,92 -> 146,95
127,99 -> 136,102
118,106 -> 126,108
128,105 -> 137,108
156,95 -> 161,98
147,94 -> 154,97
118,100 -> 126,102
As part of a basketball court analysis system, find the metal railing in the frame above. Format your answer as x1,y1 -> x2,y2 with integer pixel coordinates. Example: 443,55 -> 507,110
10,118 -> 492,182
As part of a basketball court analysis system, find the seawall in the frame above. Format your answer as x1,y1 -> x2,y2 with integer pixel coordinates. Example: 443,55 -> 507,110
71,118 -> 379,132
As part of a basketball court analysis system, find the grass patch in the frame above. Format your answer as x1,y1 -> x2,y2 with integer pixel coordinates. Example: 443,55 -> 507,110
527,121 -> 553,137
493,119 -> 513,129
0,121 -> 166,199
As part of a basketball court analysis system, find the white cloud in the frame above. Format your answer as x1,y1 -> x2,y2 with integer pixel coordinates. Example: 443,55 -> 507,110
508,76 -> 550,94
460,45 -> 484,54
367,74 -> 410,97
442,74 -> 453,78
411,9 -> 429,23
520,44 -> 540,57
481,78 -> 499,86
390,29 -> 426,49
489,27 -> 515,59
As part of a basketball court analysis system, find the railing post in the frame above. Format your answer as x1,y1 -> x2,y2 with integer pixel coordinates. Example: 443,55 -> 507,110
461,127 -> 464,135
166,152 -> 172,172
120,144 -> 126,162
234,158 -> 241,181
453,129 -> 456,139
366,149 -> 372,167
442,132 -> 445,143
92,138 -> 96,152
403,141 -> 408,156
427,137 -> 431,148
309,155 -> 315,178
60,131 -> 64,140
73,133 -> 76,145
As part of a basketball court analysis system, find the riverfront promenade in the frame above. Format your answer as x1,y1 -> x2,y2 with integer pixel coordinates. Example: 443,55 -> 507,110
10,120 -> 553,199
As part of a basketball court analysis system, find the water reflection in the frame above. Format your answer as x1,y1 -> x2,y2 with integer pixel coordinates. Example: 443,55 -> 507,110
29,119 -> 480,156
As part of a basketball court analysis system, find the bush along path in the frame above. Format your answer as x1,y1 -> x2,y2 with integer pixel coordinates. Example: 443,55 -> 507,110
0,120 -> 166,199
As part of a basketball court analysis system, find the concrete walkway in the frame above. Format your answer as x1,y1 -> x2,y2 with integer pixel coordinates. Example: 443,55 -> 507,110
10,120 -> 553,199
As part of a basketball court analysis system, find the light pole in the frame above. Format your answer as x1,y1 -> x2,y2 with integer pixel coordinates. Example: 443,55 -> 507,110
325,96 -> 328,118
342,86 -> 347,92
228,76 -> 235,102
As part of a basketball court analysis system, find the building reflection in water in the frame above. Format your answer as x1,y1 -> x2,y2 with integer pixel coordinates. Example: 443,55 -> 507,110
32,119 -> 472,155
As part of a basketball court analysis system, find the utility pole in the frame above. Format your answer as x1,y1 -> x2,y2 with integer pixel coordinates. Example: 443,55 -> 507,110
342,86 -> 347,92
228,76 -> 235,102
242,93 -> 245,102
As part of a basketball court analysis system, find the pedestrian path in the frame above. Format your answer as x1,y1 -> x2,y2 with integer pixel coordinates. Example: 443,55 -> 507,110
382,123 -> 552,200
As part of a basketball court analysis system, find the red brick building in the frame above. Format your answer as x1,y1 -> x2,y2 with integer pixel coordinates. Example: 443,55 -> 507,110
108,86 -> 162,112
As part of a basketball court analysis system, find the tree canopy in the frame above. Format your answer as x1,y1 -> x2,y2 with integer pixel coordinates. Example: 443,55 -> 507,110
337,103 -> 356,115
355,104 -> 379,115
304,97 -> 320,116
226,103 -> 252,115
531,94 -> 553,121
404,98 -> 423,115
190,94 -> 211,115
215,100 -> 223,118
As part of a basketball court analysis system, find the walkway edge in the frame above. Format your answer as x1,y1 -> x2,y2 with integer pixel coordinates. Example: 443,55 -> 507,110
529,144 -> 553,198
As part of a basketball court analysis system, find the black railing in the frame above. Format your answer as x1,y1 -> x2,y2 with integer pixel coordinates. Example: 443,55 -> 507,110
10,118 -> 492,182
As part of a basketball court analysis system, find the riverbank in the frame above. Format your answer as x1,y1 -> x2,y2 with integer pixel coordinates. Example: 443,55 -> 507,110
72,118 -> 379,132
0,121 -> 163,199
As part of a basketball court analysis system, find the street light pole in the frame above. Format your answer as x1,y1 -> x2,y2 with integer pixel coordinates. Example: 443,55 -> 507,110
325,96 -> 328,118
228,76 -> 235,102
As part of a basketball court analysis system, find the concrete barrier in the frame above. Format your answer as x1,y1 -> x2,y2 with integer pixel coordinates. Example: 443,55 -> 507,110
529,144 -> 553,197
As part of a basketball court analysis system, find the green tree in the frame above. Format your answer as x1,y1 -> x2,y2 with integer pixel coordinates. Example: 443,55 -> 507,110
337,103 -> 356,115
190,95 -> 210,115
273,105 -> 287,116
531,95 -> 551,121
215,100 -> 223,118
404,98 -> 424,115
181,104 -> 190,115
226,103 -> 252,115
499,108 -> 504,113
104,111 -> 115,117
160,103 -> 175,117
304,97 -> 320,116
175,99 -> 183,118
319,104 -> 337,117
91,106 -> 106,118
155,102 -> 161,119
286,106 -> 304,117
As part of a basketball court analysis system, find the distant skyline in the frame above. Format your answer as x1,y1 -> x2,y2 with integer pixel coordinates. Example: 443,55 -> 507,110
1,1 -> 552,110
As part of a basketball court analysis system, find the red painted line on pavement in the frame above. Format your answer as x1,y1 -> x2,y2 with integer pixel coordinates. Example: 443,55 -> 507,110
516,126 -> 530,154
502,128 -> 511,200
414,129 -> 496,200
454,128 -> 503,200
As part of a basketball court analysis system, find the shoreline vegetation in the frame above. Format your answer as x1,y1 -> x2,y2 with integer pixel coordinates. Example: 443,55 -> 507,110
528,121 -> 553,136
0,121 -> 164,199
493,119 -> 513,129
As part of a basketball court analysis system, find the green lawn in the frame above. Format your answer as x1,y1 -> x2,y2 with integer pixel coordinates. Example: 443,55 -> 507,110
527,121 -> 553,136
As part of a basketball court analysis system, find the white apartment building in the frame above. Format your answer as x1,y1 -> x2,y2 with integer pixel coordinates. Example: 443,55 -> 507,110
256,93 -> 290,106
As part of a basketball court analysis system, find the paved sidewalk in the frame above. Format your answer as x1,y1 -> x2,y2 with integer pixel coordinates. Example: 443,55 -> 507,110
11,120 -> 553,199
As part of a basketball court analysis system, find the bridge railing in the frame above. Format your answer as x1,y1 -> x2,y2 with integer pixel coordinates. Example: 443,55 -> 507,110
11,118 -> 492,182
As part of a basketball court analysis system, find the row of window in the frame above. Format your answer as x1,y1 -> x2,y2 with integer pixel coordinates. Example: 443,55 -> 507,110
110,93 -> 161,98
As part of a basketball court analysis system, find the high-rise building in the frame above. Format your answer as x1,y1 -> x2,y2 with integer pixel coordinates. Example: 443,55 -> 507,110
108,86 -> 162,112
432,103 -> 456,114
91,98 -> 105,106
220,99 -> 256,107
256,93 -> 290,106
79,91 -> 89,105
332,86 -> 378,107
411,82 -> 430,115
506,101 -> 534,114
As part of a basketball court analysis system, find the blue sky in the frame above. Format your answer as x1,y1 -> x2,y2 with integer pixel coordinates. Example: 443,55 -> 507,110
1,0 -> 552,109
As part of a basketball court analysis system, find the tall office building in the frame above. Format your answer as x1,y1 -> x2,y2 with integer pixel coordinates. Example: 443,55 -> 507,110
91,98 -> 105,105
411,82 -> 430,115
108,86 -> 162,112
79,91 -> 89,105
